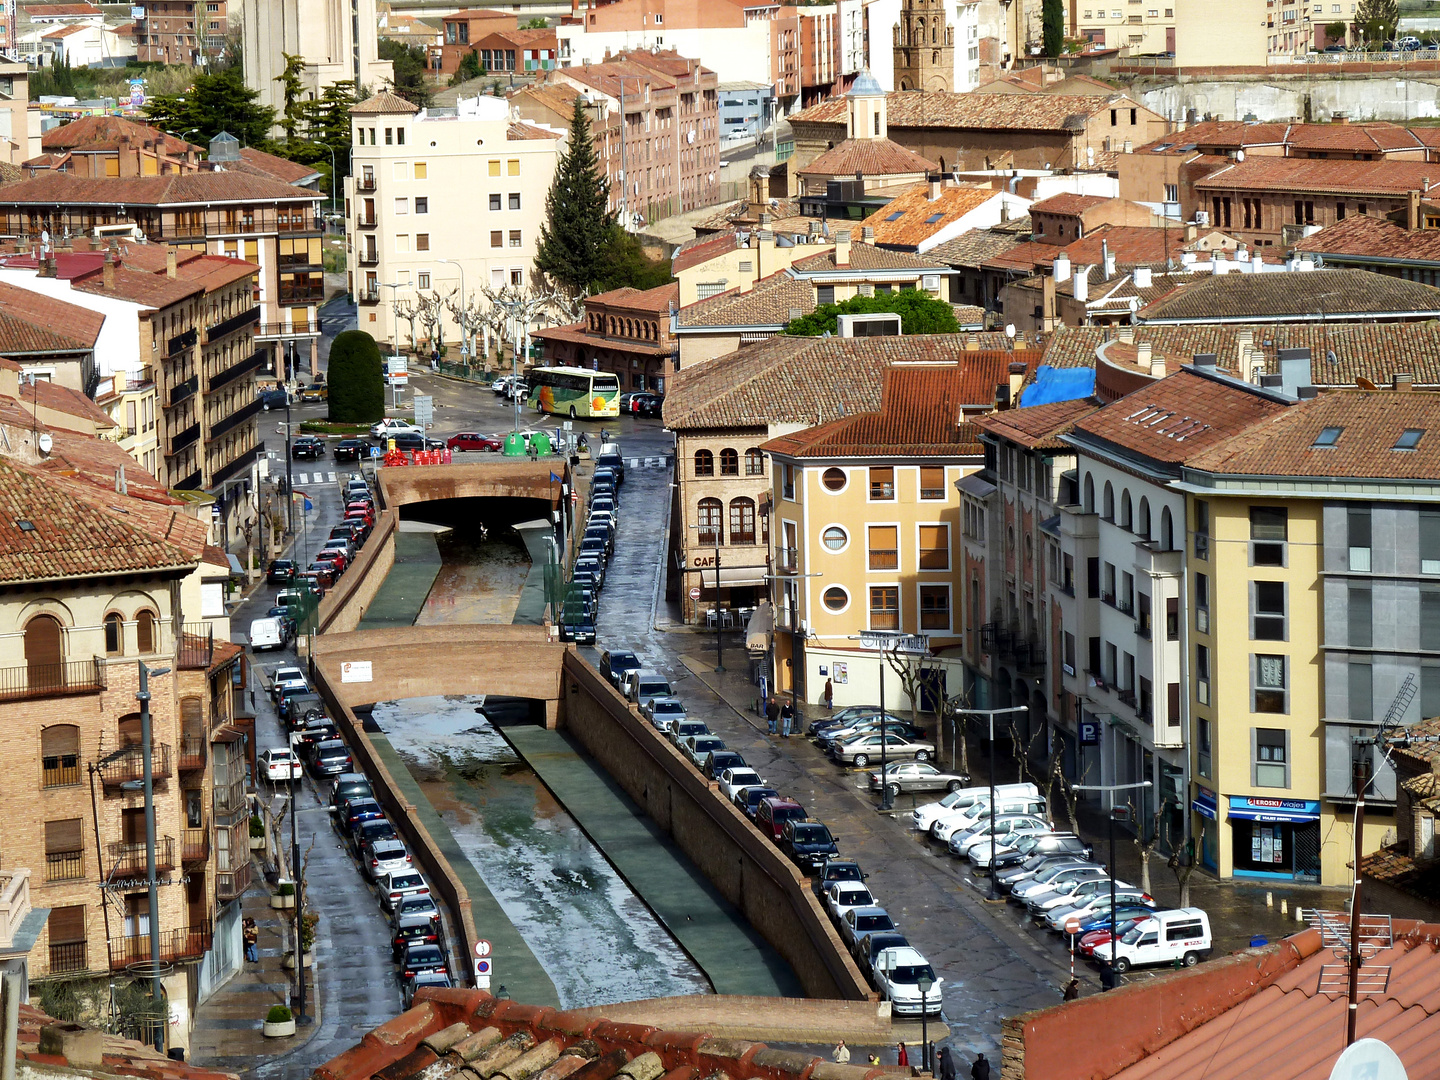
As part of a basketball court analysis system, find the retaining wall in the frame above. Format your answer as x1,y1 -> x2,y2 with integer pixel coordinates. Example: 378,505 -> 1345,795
315,508 -> 398,635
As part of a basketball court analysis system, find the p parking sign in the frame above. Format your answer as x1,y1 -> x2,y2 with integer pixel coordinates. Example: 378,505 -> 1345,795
1079,719 -> 1100,746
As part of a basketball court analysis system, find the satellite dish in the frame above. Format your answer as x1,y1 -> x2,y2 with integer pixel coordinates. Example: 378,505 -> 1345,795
1236,149 -> 1246,162
1328,1039 -> 1407,1080
38,432 -> 52,455
1005,324 -> 1016,338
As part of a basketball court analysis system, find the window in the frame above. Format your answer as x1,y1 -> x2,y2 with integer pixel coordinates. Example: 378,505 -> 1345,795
508,159 -> 520,175
696,497 -> 722,544
1250,506 -> 1287,566
822,526 -> 848,551
869,586 -> 899,630
491,231 -> 503,248
869,466 -> 895,500
919,585 -> 950,630
782,463 -> 796,501
385,127 -> 393,145
509,193 -> 521,210
136,611 -> 155,654
822,468 -> 846,492
396,234 -> 411,253
1395,429 -> 1425,450
511,269 -> 523,286
416,234 -> 429,251
1102,481 -> 1114,520
1254,727 -> 1288,787
1167,596 -> 1180,641
1197,716 -> 1212,778
745,449 -> 764,475
45,819 -> 84,881
1254,654 -> 1287,713
47,905 -> 86,974
1424,511 -> 1440,574
817,285 -> 836,305
41,724 -> 79,787
694,449 -> 714,476
823,586 -> 849,612
393,197 -> 408,215
1195,572 -> 1210,633
415,197 -> 428,214
1348,507 -> 1371,571
394,162 -> 409,182
919,465 -> 945,500
489,160 -> 501,177
1064,632 -> 1077,676
1138,592 -> 1152,637
1351,584 -> 1374,648
869,526 -> 899,570
1423,588 -> 1440,651
1350,661 -> 1373,721
1120,490 -> 1132,530
729,498 -> 756,544
509,230 -> 522,248
418,272 -> 431,290
104,612 -> 124,655
490,193 -> 502,210
719,448 -> 739,475
1194,499 -> 1210,559
1196,643 -> 1211,705
1252,581 -> 1286,640
917,525 -> 948,570
414,162 -> 427,180
1313,425 -> 1343,448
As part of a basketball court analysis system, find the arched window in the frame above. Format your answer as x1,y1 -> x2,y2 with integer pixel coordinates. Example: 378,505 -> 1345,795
24,614 -> 63,689
745,449 -> 765,476
136,610 -> 156,654
1161,507 -> 1175,551
931,23 -> 937,43
719,448 -> 739,475
1083,474 -> 1095,513
694,449 -> 714,476
41,724 -> 80,787
118,711 -> 142,749
729,497 -> 757,544
1120,490 -> 1133,530
104,612 -> 124,655
697,498 -> 723,545
1023,534 -> 1033,566
1138,496 -> 1152,539
1102,481 -> 1115,521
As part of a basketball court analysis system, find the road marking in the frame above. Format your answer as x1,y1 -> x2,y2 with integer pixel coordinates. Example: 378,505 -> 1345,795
327,472 -> 337,482
294,472 -> 309,484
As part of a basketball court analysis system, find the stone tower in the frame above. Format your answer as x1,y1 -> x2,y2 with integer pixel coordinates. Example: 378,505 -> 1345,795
892,0 -> 953,92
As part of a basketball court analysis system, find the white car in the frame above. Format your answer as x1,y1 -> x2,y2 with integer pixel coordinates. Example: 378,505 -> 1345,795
259,747 -> 303,782
380,869 -> 430,912
370,418 -> 422,440
948,815 -> 1051,859
718,767 -> 764,801
825,881 -> 876,923
872,946 -> 944,1016
912,782 -> 1040,832
364,838 -> 411,881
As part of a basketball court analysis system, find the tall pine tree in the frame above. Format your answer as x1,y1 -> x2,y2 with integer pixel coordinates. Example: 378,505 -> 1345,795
535,99 -> 615,296
1043,0 -> 1065,56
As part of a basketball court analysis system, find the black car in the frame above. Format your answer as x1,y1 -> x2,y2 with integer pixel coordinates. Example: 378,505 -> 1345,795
634,394 -> 663,418
392,432 -> 446,452
600,650 -> 641,688
292,436 -> 325,460
781,820 -> 840,874
259,388 -> 290,409
391,919 -> 441,961
594,447 -> 625,484
334,439 -> 368,462
734,785 -> 779,819
267,559 -> 297,584
812,858 -> 867,898
703,750 -> 747,780
857,932 -> 909,974
330,773 -> 372,808
558,607 -> 596,645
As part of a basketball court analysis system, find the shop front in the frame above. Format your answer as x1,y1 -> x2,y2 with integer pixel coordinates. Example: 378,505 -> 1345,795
1191,785 -> 1219,872
1226,795 -> 1322,882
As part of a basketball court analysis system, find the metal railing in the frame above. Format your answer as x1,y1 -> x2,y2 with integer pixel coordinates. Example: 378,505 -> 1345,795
170,423 -> 200,453
209,396 -> 262,440
0,658 -> 105,702
257,321 -> 316,337
356,175 -> 376,192
167,375 -> 198,408
276,216 -> 324,233
108,836 -> 175,877
207,347 -> 266,393
357,251 -> 379,266
181,827 -> 208,862
356,214 -> 377,228
179,622 -> 214,671
278,285 -> 325,304
212,445 -> 260,486
47,941 -> 86,975
45,850 -> 84,882
42,754 -> 80,787
108,920 -> 211,970
169,328 -> 198,356
216,860 -> 252,900
178,735 -> 206,771
205,305 -> 259,340
868,549 -> 898,571
97,743 -> 172,787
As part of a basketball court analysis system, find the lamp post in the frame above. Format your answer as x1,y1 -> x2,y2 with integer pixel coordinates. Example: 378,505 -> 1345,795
852,633 -> 933,812
952,706 -> 1030,899
137,662 -> 170,1050
916,973 -> 934,1072
437,259 -> 469,361
1072,780 -> 1152,981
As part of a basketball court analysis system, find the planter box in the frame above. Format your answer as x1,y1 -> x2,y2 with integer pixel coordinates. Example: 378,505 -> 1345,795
271,893 -> 295,909
262,1018 -> 296,1038
250,837 -> 266,851
281,951 -> 314,970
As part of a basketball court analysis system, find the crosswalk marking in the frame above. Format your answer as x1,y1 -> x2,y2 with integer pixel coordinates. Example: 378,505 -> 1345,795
294,472 -> 308,484
626,457 -> 669,469
327,472 -> 337,483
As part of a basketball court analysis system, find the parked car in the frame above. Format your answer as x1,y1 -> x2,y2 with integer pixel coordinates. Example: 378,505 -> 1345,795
399,941 -> 448,979
625,671 -> 675,709
338,797 -> 386,836
829,732 -> 936,769
267,559 -> 298,584
701,750 -> 746,780
816,717 -> 925,750
856,932 -> 910,976
642,698 -> 687,731
1012,864 -> 1109,906
593,445 -> 625,484
371,418 -> 422,440
270,666 -> 307,701
931,795 -> 1048,845
310,740 -> 353,778
1043,890 -> 1155,934
841,907 -> 896,955
733,785 -> 778,818
808,705 -> 887,736
557,607 -> 596,645
391,895 -> 442,930
259,747 -> 303,782
825,880 -> 876,924
363,838 -> 412,881
1026,875 -> 1135,918
780,819 -> 840,874
948,815 -> 1051,860
351,819 -> 399,857
811,858 -> 866,898
667,719 -> 711,745
634,393 -> 663,418
872,946 -> 943,1016
292,435 -> 326,460
996,854 -> 1095,895
756,796 -> 807,842
380,869 -> 430,913
680,734 -> 726,768
868,761 -> 970,797
391,919 -> 441,961
249,617 -> 288,651
1079,915 -> 1152,958
985,831 -> 1093,875
392,432 -> 446,452
447,431 -> 503,453
1104,909 -> 1212,972
334,438 -> 367,462
402,970 -> 452,1008
718,767 -> 765,801
330,774 -> 372,807
912,782 -> 1040,834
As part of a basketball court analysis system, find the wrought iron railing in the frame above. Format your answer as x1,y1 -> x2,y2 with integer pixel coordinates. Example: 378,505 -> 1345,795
181,827 -> 208,862
96,743 -> 172,787
107,836 -> 174,877
108,920 -> 211,970
48,941 -> 86,975
0,658 -> 104,702
45,850 -> 84,882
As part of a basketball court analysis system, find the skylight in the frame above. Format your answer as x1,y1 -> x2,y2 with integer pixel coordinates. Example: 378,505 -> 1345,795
886,212 -> 904,221
1312,426 -> 1344,448
15,520 -> 34,532
925,213 -> 945,224
1394,429 -> 1425,451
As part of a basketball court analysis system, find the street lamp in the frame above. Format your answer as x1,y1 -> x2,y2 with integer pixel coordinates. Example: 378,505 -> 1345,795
952,706 -> 1030,899
436,259 -> 469,361
916,972 -> 934,1072
1072,780 -> 1152,983
851,633 -> 932,812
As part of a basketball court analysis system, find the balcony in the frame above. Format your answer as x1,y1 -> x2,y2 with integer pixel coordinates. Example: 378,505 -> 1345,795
357,214 -> 377,228
257,321 -> 318,339
174,469 -> 202,491
167,375 -> 198,409
44,850 -> 84,882
356,175 -> 377,192
178,734 -> 207,772
209,396 -> 262,440
0,657 -> 105,703
206,305 -> 259,341
97,743 -> 172,788
276,216 -> 324,234
108,836 -> 175,877
207,348 -> 266,393
214,775 -> 246,817
169,327 -> 198,356
775,547 -> 798,573
170,422 -> 200,453
216,860 -> 252,901
358,251 -> 379,267
360,287 -> 380,305
47,941 -> 87,976
109,920 -> 212,970
277,253 -> 322,270
212,444 -> 261,487
278,284 -> 326,305
182,827 -> 209,862
179,623 -> 214,671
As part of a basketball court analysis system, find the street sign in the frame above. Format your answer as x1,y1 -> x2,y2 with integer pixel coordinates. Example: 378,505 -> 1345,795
859,631 -> 930,654
474,939 -> 492,958
413,394 -> 434,429
1065,918 -> 1081,935
689,586 -> 701,600
370,446 -> 384,458
1079,719 -> 1100,746
474,959 -> 491,975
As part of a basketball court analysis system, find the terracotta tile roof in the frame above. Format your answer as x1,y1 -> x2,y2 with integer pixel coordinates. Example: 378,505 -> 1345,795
1285,121 -> 1426,153
1029,192 -> 1110,216
1182,389 -> 1440,480
1058,224 -> 1185,268
1138,120 -> 1294,153
0,454 -> 205,584
975,396 -> 1101,450
1043,74 -> 1120,96
1194,157 -> 1440,197
586,281 -> 678,312
665,334 -> 1020,429
691,196 -> 806,233
763,355 -> 1039,458
927,228 -> 1023,268
351,90 -> 422,115
982,239 -> 1059,274
789,92 -> 1141,134
38,424 -> 172,502
235,146 -> 321,185
1293,214 -> 1440,264
23,3 -> 100,14
168,253 -> 259,292
0,170 -> 321,207
953,303 -> 985,327
41,114 -> 197,155
1068,369 -> 1289,467
676,269 -> 814,329
1135,268 -> 1440,323
507,121 -> 558,140
531,322 -> 673,355
73,264 -> 202,309
42,24 -> 87,37
15,1004 -> 236,1080
1393,716 -> 1440,772
557,59 -> 680,96
0,280 -> 101,350
789,243 -> 946,273
795,137 -> 938,178
672,231 -> 741,273
21,378 -> 115,430
859,182 -> 995,247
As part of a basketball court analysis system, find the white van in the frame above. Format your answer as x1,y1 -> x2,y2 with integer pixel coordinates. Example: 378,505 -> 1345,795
249,617 -> 287,652
931,794 -> 1047,844
625,670 -> 675,709
1106,908 -> 1211,973
912,782 -> 1038,832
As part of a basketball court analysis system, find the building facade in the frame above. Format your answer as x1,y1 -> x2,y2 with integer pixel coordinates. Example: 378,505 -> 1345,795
133,0 -> 225,65
531,283 -> 678,393
241,0 -> 393,119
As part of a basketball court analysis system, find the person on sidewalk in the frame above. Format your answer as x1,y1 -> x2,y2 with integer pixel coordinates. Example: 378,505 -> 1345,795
970,1054 -> 990,1080
780,702 -> 793,738
1063,977 -> 1080,1001
243,918 -> 259,963
767,698 -> 779,736
832,1041 -> 850,1065
896,1043 -> 909,1067
823,678 -> 834,711
938,1047 -> 957,1080
868,1055 -> 880,1067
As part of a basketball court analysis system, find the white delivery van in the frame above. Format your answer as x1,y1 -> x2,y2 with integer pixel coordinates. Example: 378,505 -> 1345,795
1106,908 -> 1212,972
912,782 -> 1039,832
249,617 -> 287,651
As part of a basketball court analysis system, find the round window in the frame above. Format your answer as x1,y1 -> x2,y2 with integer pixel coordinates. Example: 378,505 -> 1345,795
823,587 -> 849,612
822,526 -> 848,551
822,468 -> 846,491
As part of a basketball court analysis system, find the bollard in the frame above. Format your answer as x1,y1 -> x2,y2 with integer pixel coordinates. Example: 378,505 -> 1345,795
1266,891 -> 1273,908
1297,905 -> 1305,922
1280,899 -> 1287,916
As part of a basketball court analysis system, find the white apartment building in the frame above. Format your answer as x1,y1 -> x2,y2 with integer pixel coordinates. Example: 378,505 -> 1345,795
346,92 -> 561,352
955,0 -> 981,91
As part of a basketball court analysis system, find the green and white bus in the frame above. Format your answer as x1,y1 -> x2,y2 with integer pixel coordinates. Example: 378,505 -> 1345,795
528,366 -> 621,419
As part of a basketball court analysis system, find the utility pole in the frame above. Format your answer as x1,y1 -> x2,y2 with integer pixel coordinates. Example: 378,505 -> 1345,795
1346,756 -> 1370,1047
137,662 -> 169,1050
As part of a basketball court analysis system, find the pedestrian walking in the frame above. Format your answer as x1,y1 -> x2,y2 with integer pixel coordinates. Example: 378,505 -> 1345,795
823,678 -> 834,711
970,1054 -> 989,1080
1063,977 -> 1080,1001
938,1047 -> 956,1080
868,1055 -> 880,1067
780,703 -> 793,738
243,918 -> 259,963
896,1043 -> 909,1067
832,1041 -> 850,1065
767,697 -> 779,735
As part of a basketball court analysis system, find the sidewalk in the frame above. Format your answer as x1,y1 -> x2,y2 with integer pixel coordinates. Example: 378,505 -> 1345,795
188,863 -> 320,1072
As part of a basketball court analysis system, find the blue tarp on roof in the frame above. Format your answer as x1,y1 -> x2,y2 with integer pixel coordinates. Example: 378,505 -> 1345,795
1020,365 -> 1096,407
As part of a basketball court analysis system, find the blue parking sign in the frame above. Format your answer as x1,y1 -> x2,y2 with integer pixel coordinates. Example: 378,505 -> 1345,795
1079,719 -> 1100,746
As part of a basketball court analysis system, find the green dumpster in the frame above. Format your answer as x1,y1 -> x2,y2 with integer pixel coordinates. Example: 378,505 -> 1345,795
530,431 -> 552,456
503,432 -> 527,456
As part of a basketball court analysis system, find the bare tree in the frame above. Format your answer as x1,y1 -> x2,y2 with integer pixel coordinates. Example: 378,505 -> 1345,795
883,647 -> 946,747
445,294 -> 489,361
1162,811 -> 1198,907
1005,708 -> 1048,786
415,291 -> 451,354
1127,798 -> 1169,896
939,688 -> 974,778
392,298 -> 420,354
1052,755 -> 1090,834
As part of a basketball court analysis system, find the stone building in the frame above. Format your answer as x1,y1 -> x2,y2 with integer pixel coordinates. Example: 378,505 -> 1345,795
892,0 -> 953,92
531,283 -> 678,394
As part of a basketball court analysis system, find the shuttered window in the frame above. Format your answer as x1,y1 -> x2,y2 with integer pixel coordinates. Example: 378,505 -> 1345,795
918,525 -> 948,570
49,905 -> 85,943
44,819 -> 84,881
868,526 -> 898,570
41,725 -> 79,787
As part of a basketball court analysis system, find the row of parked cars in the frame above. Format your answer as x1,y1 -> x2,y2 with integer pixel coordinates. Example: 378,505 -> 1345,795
910,782 -> 1212,973
559,444 -> 626,644
805,707 -> 946,771
263,664 -> 456,1006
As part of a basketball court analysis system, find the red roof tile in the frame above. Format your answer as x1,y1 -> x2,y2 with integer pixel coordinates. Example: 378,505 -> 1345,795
235,146 -> 322,185
975,397 -> 1101,450
351,90 -> 422,115
1029,192 -> 1111,216
15,1003 -> 236,1080
859,182 -> 996,247
672,231 -> 740,273
73,264 -> 202,309
21,378 -> 115,429
1135,268 -> 1440,323
796,138 -> 938,178
789,92 -> 1145,134
0,170 -> 322,207
1195,157 -> 1440,197
0,280 -> 102,350
1294,213 -> 1440,263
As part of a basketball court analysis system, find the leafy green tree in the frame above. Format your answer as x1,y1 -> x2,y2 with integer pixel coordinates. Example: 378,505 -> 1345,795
1043,0 -> 1065,57
327,331 -> 385,423
301,81 -> 358,201
275,52 -> 306,142
377,39 -> 432,107
534,98 -> 615,296
1324,19 -> 1348,43
1354,0 -> 1397,41
522,17 -> 548,27
596,229 -> 673,292
143,68 -> 275,146
783,290 -> 960,337
449,50 -> 484,86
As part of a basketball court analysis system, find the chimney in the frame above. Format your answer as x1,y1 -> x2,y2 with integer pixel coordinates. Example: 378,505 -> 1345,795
166,248 -> 177,278
834,229 -> 851,266
38,253 -> 54,279
1394,372 -> 1415,391
965,335 -> 981,351
1331,111 -> 1349,124
1408,189 -> 1421,232
1000,200 -> 1010,223
1213,251 -> 1229,275
1277,346 -> 1312,397
1042,274 -> 1057,328
1102,240 -> 1115,280
862,225 -> 874,242
1053,252 -> 1071,282
1123,139 -> 1132,154
1117,325 -> 1134,344
1252,252 -> 1264,273
1133,265 -> 1152,289
1073,265 -> 1089,302
1192,352 -> 1218,369
1008,360 -> 1027,403
1136,340 -> 1152,368
102,248 -> 115,289
928,177 -> 941,201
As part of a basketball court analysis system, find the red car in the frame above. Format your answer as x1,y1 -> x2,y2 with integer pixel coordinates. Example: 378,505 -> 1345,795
345,503 -> 375,524
315,549 -> 348,574
1079,916 -> 1149,957
446,431 -> 502,453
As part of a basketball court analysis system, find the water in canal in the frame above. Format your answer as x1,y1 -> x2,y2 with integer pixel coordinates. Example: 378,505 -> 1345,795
372,694 -> 713,1007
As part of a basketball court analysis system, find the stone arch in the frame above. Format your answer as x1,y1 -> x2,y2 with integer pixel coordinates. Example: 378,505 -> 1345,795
1138,496 -> 1152,540
1102,480 -> 1114,521
1083,473 -> 1095,513
1161,506 -> 1175,550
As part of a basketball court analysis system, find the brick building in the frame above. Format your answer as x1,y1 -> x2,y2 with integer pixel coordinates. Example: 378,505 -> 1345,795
531,282 -> 677,393
133,0 -> 227,64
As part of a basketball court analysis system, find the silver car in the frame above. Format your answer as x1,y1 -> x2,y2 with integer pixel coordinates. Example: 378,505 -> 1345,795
642,697 -> 687,730
867,761 -> 970,796
829,732 -> 936,769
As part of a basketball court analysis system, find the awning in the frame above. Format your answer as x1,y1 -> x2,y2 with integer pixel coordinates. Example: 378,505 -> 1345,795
746,600 -> 773,652
956,473 -> 996,499
226,553 -> 244,576
1192,786 -> 1218,821
1226,795 -> 1321,824
690,565 -> 769,589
